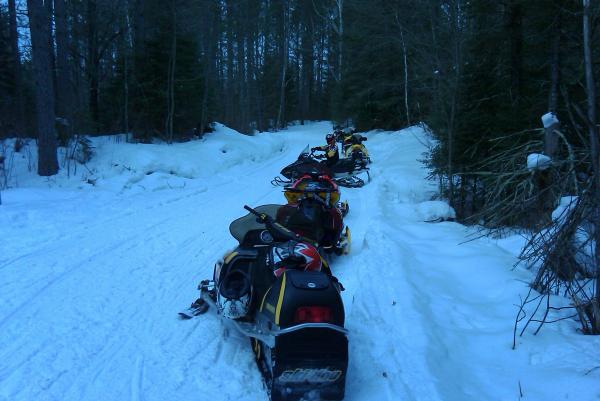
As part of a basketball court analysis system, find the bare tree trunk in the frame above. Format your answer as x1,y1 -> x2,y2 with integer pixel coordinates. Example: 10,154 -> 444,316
123,0 -> 133,138
535,14 -> 562,227
545,15 -> 561,158
548,15 -> 560,114
28,0 -> 59,176
298,31 -> 304,125
277,0 -> 289,129
335,0 -> 343,82
303,13 -> 314,120
237,12 -> 248,133
544,13 -> 561,157
198,1 -> 217,137
583,0 -> 600,333
45,0 -> 56,96
254,25 -> 264,131
55,0 -> 72,139
165,1 -> 177,143
447,0 -> 463,207
314,0 -> 343,83
507,0 -> 523,105
87,0 -> 99,131
225,1 -> 234,127
395,12 -> 410,126
8,0 -> 25,137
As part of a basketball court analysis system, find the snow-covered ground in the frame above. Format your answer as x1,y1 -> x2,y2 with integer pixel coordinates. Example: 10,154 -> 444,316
1,122 -> 599,401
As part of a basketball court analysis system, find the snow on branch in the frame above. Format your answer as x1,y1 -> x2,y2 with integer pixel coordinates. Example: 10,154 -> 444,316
527,153 -> 552,171
541,112 -> 560,129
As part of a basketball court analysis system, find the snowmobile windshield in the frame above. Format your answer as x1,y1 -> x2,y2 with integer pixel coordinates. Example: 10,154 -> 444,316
299,145 -> 310,158
229,204 -> 282,243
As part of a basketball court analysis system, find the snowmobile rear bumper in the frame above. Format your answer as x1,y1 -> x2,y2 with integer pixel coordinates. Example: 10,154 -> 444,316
199,282 -> 348,348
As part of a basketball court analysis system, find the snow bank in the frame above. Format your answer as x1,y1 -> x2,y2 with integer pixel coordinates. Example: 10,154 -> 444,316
416,200 -> 456,222
1,123 -> 288,194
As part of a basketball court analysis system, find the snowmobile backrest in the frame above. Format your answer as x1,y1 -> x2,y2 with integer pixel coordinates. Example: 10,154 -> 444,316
259,270 -> 345,329
276,203 -> 327,244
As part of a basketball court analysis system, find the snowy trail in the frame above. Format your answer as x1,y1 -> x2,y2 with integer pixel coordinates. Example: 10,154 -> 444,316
1,122 -> 599,401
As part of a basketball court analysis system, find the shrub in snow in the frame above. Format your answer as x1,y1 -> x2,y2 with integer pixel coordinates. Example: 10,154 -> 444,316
520,190 -> 599,334
551,197 -> 595,277
14,138 -> 24,153
72,137 -> 94,164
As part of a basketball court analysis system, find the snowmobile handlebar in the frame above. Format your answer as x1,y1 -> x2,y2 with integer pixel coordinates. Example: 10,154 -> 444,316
244,204 -> 260,216
309,149 -> 326,159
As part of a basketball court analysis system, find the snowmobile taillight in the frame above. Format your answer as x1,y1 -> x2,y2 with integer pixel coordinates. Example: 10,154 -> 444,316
293,306 -> 332,323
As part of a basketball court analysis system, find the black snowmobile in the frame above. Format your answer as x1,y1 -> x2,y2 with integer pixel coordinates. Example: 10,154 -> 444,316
181,205 -> 348,401
272,145 -> 370,188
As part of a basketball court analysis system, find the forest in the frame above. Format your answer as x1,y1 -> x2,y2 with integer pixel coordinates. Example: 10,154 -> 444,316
0,1 -> 599,332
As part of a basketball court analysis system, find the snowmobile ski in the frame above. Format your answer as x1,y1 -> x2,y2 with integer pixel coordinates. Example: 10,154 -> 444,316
178,298 -> 209,320
178,280 -> 215,319
334,175 -> 365,188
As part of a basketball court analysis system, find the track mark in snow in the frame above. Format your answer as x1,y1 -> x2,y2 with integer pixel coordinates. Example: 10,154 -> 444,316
130,356 -> 144,401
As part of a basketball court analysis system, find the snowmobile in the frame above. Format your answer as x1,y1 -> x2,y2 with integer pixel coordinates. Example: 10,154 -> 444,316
342,134 -> 371,165
181,205 -> 348,401
272,145 -> 370,188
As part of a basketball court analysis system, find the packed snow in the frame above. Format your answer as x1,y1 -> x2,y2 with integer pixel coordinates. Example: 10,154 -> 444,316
1,122 -> 599,401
